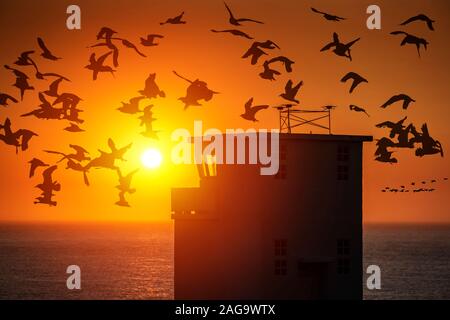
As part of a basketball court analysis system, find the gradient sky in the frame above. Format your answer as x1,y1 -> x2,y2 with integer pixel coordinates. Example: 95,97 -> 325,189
0,0 -> 449,223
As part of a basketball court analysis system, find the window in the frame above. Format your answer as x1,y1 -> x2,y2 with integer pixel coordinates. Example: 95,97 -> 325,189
337,239 -> 350,255
275,259 -> 287,276
274,239 -> 287,256
337,239 -> 350,275
337,258 -> 350,275
337,145 -> 350,162
337,165 -> 348,181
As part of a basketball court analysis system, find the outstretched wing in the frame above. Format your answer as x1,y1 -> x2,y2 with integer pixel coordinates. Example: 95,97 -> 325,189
244,97 -> 253,112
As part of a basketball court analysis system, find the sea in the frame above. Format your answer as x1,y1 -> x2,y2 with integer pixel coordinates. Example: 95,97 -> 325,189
0,223 -> 449,300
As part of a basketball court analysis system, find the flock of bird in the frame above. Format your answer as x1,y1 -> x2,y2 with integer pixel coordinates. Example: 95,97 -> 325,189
0,3 -> 444,207
381,177 -> 448,194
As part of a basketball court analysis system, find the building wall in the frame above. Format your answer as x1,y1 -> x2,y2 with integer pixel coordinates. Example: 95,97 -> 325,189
172,136 -> 366,299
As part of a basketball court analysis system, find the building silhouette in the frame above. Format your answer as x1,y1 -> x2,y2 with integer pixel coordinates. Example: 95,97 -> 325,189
171,133 -> 373,299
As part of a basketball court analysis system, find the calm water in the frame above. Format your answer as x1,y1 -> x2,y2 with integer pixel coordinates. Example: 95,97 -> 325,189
0,223 -> 449,300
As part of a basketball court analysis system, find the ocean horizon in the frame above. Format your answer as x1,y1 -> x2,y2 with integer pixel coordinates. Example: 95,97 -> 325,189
0,222 -> 449,300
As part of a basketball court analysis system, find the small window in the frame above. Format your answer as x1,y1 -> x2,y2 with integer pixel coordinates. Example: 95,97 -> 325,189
337,258 -> 350,274
275,259 -> 287,275
337,239 -> 350,255
337,165 -> 348,181
337,145 -> 350,162
274,239 -> 287,256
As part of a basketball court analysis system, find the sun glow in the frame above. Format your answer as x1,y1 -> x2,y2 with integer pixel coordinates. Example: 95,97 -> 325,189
141,148 -> 163,169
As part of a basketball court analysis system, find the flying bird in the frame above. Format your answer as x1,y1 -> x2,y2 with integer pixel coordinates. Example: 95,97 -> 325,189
279,80 -> 303,104
349,104 -> 370,117
210,29 -> 253,40
45,144 -> 90,163
4,65 -> 34,100
160,12 -> 186,25
117,96 -> 145,114
390,31 -> 429,57
85,52 -> 116,80
259,61 -> 281,81
311,7 -> 346,21
97,27 -> 117,40
115,168 -> 139,207
242,40 -> 279,65
380,94 -> 415,110
28,158 -> 49,178
85,139 -> 132,171
376,117 -> 408,138
375,137 -> 398,164
400,14 -> 435,31
341,72 -> 368,93
0,118 -> 38,153
223,2 -> 263,26
43,78 -> 64,97
37,37 -> 61,60
140,34 -> 164,46
64,123 -> 85,133
139,73 -> 165,99
34,165 -> 60,206
139,105 -> 159,139
240,98 -> 269,122
321,32 -> 360,61
0,93 -> 18,107
267,56 -> 295,73
174,71 -> 219,109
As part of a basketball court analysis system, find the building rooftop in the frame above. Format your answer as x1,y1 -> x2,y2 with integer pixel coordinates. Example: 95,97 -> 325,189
278,133 -> 373,142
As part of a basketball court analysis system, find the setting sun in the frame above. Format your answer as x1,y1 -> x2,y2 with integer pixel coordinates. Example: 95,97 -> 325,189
141,149 -> 163,169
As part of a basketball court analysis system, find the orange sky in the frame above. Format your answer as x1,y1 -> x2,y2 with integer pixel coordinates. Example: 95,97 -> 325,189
0,0 -> 449,223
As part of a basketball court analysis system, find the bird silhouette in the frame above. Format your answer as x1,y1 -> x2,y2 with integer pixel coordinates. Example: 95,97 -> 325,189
376,117 -> 408,138
139,73 -> 165,99
240,98 -> 269,122
341,72 -> 368,93
85,139 -> 132,170
120,39 -> 146,57
28,158 -> 49,178
321,33 -> 360,61
85,52 -> 116,80
0,118 -> 38,153
36,71 -> 70,81
375,137 -> 398,164
380,94 -> 415,110
65,159 -> 90,186
0,93 -> 18,107
349,104 -> 370,117
224,2 -> 263,26
279,80 -> 303,104
414,124 -> 444,158
400,14 -> 435,31
311,7 -> 345,22
267,56 -> 295,73
34,165 -> 60,206
115,168 -> 139,207
117,96 -> 145,114
160,12 -> 187,25
259,60 -> 281,81
174,71 -> 219,109
242,40 -> 279,65
43,78 -> 64,98
211,29 -> 253,39
45,144 -> 90,163
64,123 -> 85,133
97,27 -> 117,40
37,37 -> 61,60
4,65 -> 34,100
139,105 -> 159,139
21,93 -> 63,121
14,50 -> 38,69
390,31 -> 429,57
140,34 -> 164,46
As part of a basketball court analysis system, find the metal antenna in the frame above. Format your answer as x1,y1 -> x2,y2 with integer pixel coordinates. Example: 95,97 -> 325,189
274,104 -> 334,134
